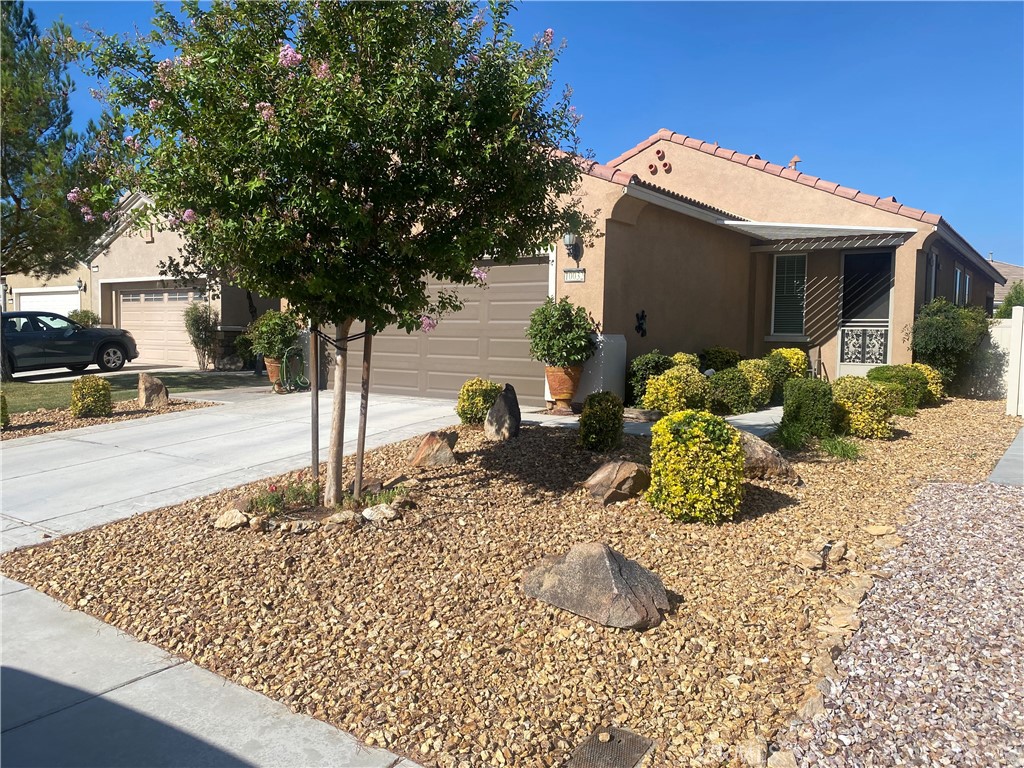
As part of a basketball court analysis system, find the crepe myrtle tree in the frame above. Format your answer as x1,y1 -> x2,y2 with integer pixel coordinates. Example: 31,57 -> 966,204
82,0 -> 593,504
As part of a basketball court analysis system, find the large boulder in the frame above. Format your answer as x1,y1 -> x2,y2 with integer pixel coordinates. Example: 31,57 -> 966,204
484,383 -> 521,441
740,431 -> 800,484
522,542 -> 669,630
138,372 -> 170,408
583,460 -> 651,505
408,431 -> 458,468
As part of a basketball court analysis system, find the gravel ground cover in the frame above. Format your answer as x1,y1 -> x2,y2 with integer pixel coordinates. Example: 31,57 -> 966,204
0,398 -> 212,440
777,481 -> 1024,768
2,398 -> 1020,767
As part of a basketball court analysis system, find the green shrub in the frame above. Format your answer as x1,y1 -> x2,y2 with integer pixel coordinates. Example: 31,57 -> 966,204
244,309 -> 300,360
866,365 -> 930,409
773,420 -> 809,451
626,349 -> 675,406
820,435 -> 860,460
700,345 -> 741,371
525,297 -> 597,367
764,352 -> 792,403
68,309 -> 101,327
781,378 -> 834,438
250,482 -> 287,516
70,375 -> 113,418
456,377 -> 503,424
1,391 -> 8,428
183,301 -> 220,370
737,359 -> 773,408
646,410 -> 744,523
578,391 -> 624,451
993,280 -> 1024,319
960,340 -> 1007,399
768,348 -> 809,379
909,298 -> 987,386
910,363 -> 945,404
233,333 -> 256,366
707,368 -> 753,415
284,478 -> 320,508
641,364 -> 710,413
832,376 -> 894,439
873,380 -> 915,417
671,352 -> 700,369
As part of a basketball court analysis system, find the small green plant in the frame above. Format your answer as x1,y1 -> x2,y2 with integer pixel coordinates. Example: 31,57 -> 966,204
68,309 -> 101,327
910,362 -> 945,404
646,409 -> 745,523
994,281 -> 1024,319
183,301 -> 220,370
737,358 -> 773,409
284,478 -> 320,507
832,376 -> 894,439
70,375 -> 113,418
243,309 -> 300,360
700,346 -> 741,371
671,352 -> 700,369
781,378 -> 835,438
707,368 -> 753,415
641,364 -> 710,413
0,390 -> 8,428
456,377 -> 503,425
820,435 -> 860,460
251,483 -> 288,516
525,297 -> 597,368
773,420 -> 809,451
627,349 -> 675,406
866,365 -> 930,410
579,391 -> 624,451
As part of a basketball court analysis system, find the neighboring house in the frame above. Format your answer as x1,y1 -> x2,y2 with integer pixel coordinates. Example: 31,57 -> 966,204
2,193 -> 278,367
991,259 -> 1024,311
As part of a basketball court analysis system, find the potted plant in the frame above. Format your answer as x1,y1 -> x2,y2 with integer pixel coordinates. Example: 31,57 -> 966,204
526,296 -> 597,412
243,310 -> 300,388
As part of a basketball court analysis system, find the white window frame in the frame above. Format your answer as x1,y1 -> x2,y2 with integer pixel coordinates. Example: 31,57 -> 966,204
954,264 -> 964,306
770,253 -> 807,337
964,272 -> 972,306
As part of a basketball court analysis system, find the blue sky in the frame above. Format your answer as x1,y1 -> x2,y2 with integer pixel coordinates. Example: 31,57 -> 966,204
29,1 -> 1024,267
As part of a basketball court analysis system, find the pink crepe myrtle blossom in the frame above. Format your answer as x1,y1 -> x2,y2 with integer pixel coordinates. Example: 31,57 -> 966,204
102,211 -> 112,222
467,53 -> 479,65
471,266 -> 488,282
256,102 -> 275,122
156,58 -> 175,87
182,209 -> 197,223
148,98 -> 163,111
542,28 -> 554,45
278,43 -> 303,68
311,60 -> 330,79
167,213 -> 181,228
123,135 -> 142,152
66,187 -> 82,204
79,205 -> 94,222
419,315 -> 438,333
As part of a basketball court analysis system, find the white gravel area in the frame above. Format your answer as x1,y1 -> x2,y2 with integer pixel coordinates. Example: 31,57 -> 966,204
782,482 -> 1024,767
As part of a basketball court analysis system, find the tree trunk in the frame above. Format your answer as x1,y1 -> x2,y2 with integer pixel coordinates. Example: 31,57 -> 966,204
353,330 -> 373,500
245,290 -> 258,321
324,318 -> 354,506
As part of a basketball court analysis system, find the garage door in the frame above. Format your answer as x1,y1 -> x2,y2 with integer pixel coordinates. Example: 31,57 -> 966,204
119,289 -> 201,366
18,290 -> 80,317
347,260 -> 549,406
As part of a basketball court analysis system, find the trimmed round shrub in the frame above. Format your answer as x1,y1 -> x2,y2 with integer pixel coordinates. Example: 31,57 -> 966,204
767,348 -> 809,379
70,375 -> 113,418
707,368 -> 753,415
671,352 -> 700,369
456,377 -> 503,424
873,380 -> 912,416
626,349 -> 675,407
646,409 -> 745,523
781,378 -> 834,438
641,364 -> 710,413
832,376 -> 894,439
700,346 -> 741,371
579,391 -> 624,452
910,362 -> 945,405
1,391 -> 9,428
737,359 -> 773,408
866,365 -> 929,410
764,352 -> 792,403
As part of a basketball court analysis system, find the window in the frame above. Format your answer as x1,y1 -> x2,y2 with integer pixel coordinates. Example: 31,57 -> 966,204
954,266 -> 964,306
143,292 -> 163,303
772,254 -> 806,335
35,314 -> 74,332
964,273 -> 972,305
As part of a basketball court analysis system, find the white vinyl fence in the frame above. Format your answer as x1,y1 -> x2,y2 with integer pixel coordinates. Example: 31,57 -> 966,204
991,305 -> 1024,416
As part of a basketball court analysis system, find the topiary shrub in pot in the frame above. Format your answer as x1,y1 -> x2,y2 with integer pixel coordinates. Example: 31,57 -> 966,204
641,364 -> 710,413
700,345 -> 741,372
737,358 -> 773,409
526,297 -> 596,412
832,376 -> 894,439
646,409 -> 745,523
626,349 -> 675,407
579,391 -> 624,452
70,375 -> 113,418
866,364 -> 930,411
456,377 -> 503,425
243,310 -> 300,388
707,368 -> 753,415
781,378 -> 834,439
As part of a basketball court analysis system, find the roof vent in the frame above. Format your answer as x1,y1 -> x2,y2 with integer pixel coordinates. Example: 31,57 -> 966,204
788,155 -> 802,170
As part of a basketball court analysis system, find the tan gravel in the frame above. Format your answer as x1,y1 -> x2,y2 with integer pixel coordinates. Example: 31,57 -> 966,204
2,397 -> 1020,768
0,398 -> 212,440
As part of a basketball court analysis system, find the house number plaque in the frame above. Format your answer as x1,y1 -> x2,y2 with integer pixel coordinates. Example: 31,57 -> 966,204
563,268 -> 586,283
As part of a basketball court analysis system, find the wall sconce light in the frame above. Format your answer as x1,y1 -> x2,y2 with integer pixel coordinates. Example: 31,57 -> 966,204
563,232 -> 582,265
76,277 -> 86,293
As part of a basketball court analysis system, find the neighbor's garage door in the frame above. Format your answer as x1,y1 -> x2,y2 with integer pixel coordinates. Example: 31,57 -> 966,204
119,289 -> 200,366
18,289 -> 80,317
349,260 -> 549,406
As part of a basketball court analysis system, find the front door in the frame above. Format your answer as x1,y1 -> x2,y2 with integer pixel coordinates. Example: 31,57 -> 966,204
838,252 -> 893,376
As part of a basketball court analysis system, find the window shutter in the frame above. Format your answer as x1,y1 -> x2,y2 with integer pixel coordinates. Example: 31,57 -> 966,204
773,254 -> 806,334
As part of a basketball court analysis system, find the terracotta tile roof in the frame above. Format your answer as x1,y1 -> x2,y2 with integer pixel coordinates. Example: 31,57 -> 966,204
605,129 -> 944,226
579,158 -> 638,187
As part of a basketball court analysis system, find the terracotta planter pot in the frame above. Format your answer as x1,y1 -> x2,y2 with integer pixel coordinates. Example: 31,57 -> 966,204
545,365 -> 583,413
264,357 -> 284,392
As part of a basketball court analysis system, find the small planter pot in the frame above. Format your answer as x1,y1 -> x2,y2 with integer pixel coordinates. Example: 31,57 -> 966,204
264,357 -> 284,392
545,364 -> 583,413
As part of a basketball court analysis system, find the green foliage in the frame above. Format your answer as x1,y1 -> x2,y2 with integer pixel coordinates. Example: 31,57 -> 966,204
525,297 -> 596,367
763,352 -> 791,403
243,310 -> 299,360
646,409 -> 745,524
737,359 -> 773,409
909,298 -> 987,385
671,352 -> 700,369
994,281 -> 1024,319
781,378 -> 835,439
69,374 -> 112,418
820,435 -> 860,460
700,346 -> 741,371
626,349 -> 675,407
250,478 -> 319,516
832,376 -> 894,439
1,390 -> 8,428
456,377 -> 502,425
866,365 -> 930,410
641,364 -> 710,413
873,380 -> 915,417
910,362 -> 945,404
183,301 -> 219,370
232,333 -> 255,366
767,348 -> 809,379
578,391 -> 624,452
959,340 -> 1007,399
773,420 -> 809,451
1,1 -> 107,278
707,368 -> 753,415
68,309 -> 100,327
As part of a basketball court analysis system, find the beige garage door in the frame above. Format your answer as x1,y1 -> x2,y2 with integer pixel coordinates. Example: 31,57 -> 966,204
119,289 -> 201,366
347,260 -> 548,406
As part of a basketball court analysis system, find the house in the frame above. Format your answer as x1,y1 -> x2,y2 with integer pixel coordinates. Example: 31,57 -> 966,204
991,259 -> 1024,311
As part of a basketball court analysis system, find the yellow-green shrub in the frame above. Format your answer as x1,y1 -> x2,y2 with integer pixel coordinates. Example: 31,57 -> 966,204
456,377 -> 503,424
70,375 -> 113,418
579,391 -> 624,451
646,410 -> 745,523
671,352 -> 700,369
641,365 -> 710,413
737,359 -> 773,408
768,348 -> 809,379
1,391 -> 8,428
832,376 -> 894,439
911,362 -> 945,404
